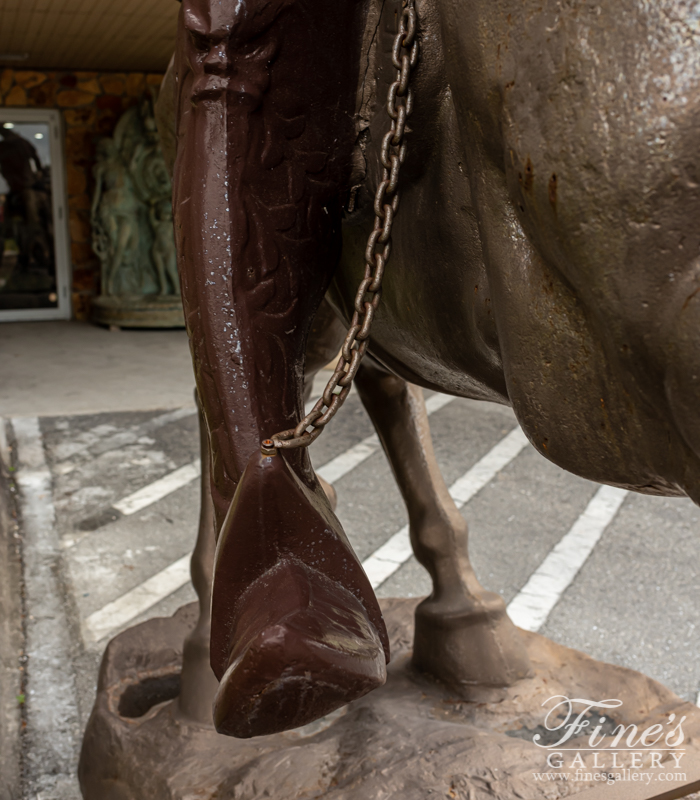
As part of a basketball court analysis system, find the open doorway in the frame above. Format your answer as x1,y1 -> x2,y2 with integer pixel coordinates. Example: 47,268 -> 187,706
0,109 -> 71,321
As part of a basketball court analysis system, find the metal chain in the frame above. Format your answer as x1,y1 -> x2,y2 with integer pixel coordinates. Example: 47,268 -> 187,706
263,0 -> 419,453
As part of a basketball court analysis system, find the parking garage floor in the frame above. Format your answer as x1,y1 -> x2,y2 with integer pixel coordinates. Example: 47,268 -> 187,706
2,320 -> 700,799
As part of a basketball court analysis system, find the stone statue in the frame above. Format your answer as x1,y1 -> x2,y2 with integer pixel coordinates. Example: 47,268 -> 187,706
90,94 -> 183,326
149,196 -> 179,296
79,0 -> 700,797
91,138 -> 140,296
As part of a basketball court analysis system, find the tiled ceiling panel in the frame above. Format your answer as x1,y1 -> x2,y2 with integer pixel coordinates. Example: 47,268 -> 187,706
0,0 -> 180,72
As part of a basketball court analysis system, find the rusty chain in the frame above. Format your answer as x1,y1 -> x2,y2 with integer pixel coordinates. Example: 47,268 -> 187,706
263,0 -> 419,453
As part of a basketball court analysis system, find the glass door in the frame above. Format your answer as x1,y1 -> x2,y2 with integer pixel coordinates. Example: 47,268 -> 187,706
0,109 -> 70,321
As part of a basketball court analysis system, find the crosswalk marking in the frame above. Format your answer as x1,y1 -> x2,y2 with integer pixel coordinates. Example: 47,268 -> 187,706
507,485 -> 628,632
103,394 -> 340,519
317,436 -> 380,484
29,397 -> 636,688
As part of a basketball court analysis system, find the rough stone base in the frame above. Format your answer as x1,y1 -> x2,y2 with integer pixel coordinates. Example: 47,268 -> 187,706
79,599 -> 700,800
90,294 -> 185,328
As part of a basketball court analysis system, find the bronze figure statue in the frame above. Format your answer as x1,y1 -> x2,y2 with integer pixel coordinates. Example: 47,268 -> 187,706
80,2 -> 700,794
166,0 -> 700,738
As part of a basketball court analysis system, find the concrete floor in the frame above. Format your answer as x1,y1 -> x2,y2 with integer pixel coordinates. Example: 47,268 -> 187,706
0,321 -> 195,417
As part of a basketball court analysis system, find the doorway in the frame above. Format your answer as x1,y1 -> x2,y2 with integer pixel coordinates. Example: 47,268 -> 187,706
0,109 -> 71,321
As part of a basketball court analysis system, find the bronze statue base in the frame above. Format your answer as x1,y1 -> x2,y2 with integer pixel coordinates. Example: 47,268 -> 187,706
90,294 -> 185,329
80,599 -> 700,800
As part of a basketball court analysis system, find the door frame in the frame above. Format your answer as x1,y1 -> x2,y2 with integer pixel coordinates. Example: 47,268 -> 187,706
0,107 -> 72,322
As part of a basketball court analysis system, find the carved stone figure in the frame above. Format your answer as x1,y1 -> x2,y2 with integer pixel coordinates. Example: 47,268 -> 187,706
91,138 -> 140,296
149,197 -> 179,295
90,95 -> 184,326
79,0 -> 700,796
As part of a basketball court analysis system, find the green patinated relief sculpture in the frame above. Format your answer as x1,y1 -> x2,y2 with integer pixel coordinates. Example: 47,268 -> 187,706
90,94 -> 184,328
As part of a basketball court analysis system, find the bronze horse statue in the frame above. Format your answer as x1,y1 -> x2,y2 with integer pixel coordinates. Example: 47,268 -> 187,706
167,0 -> 700,739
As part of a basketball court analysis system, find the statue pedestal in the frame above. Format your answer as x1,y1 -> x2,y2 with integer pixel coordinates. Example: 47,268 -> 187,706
90,294 -> 185,329
79,599 -> 700,800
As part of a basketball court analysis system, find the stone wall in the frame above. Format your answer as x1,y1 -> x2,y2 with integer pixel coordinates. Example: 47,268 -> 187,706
0,68 -> 164,319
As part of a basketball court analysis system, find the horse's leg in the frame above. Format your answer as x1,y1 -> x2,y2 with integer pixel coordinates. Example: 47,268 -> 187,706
175,392 -> 218,724
354,357 -> 532,697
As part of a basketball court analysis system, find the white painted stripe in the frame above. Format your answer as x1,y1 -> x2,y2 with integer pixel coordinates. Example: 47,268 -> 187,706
113,459 -> 201,515
507,485 -> 628,632
105,392 -> 454,519
87,391 -> 457,639
363,525 -> 411,587
362,426 -> 529,588
83,553 -> 192,643
13,417 -> 81,794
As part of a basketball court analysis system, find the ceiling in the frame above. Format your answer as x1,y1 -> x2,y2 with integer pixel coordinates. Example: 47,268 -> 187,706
0,0 -> 180,73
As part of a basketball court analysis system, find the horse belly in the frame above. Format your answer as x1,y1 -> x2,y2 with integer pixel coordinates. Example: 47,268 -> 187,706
441,0 -> 700,501
334,0 -> 700,503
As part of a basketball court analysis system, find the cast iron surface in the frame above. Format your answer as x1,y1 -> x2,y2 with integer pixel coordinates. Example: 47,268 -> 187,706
333,0 -> 700,504
170,0 -> 700,739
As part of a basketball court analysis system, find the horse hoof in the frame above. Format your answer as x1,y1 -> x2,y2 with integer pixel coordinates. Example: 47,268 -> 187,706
212,559 -> 387,738
413,591 -> 532,698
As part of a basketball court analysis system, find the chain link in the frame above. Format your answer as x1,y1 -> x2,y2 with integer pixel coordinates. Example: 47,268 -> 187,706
264,0 -> 419,452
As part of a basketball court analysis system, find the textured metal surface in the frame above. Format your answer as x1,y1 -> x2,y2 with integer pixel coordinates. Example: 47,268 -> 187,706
270,2 -> 419,450
166,0 -> 700,750
333,0 -> 700,507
